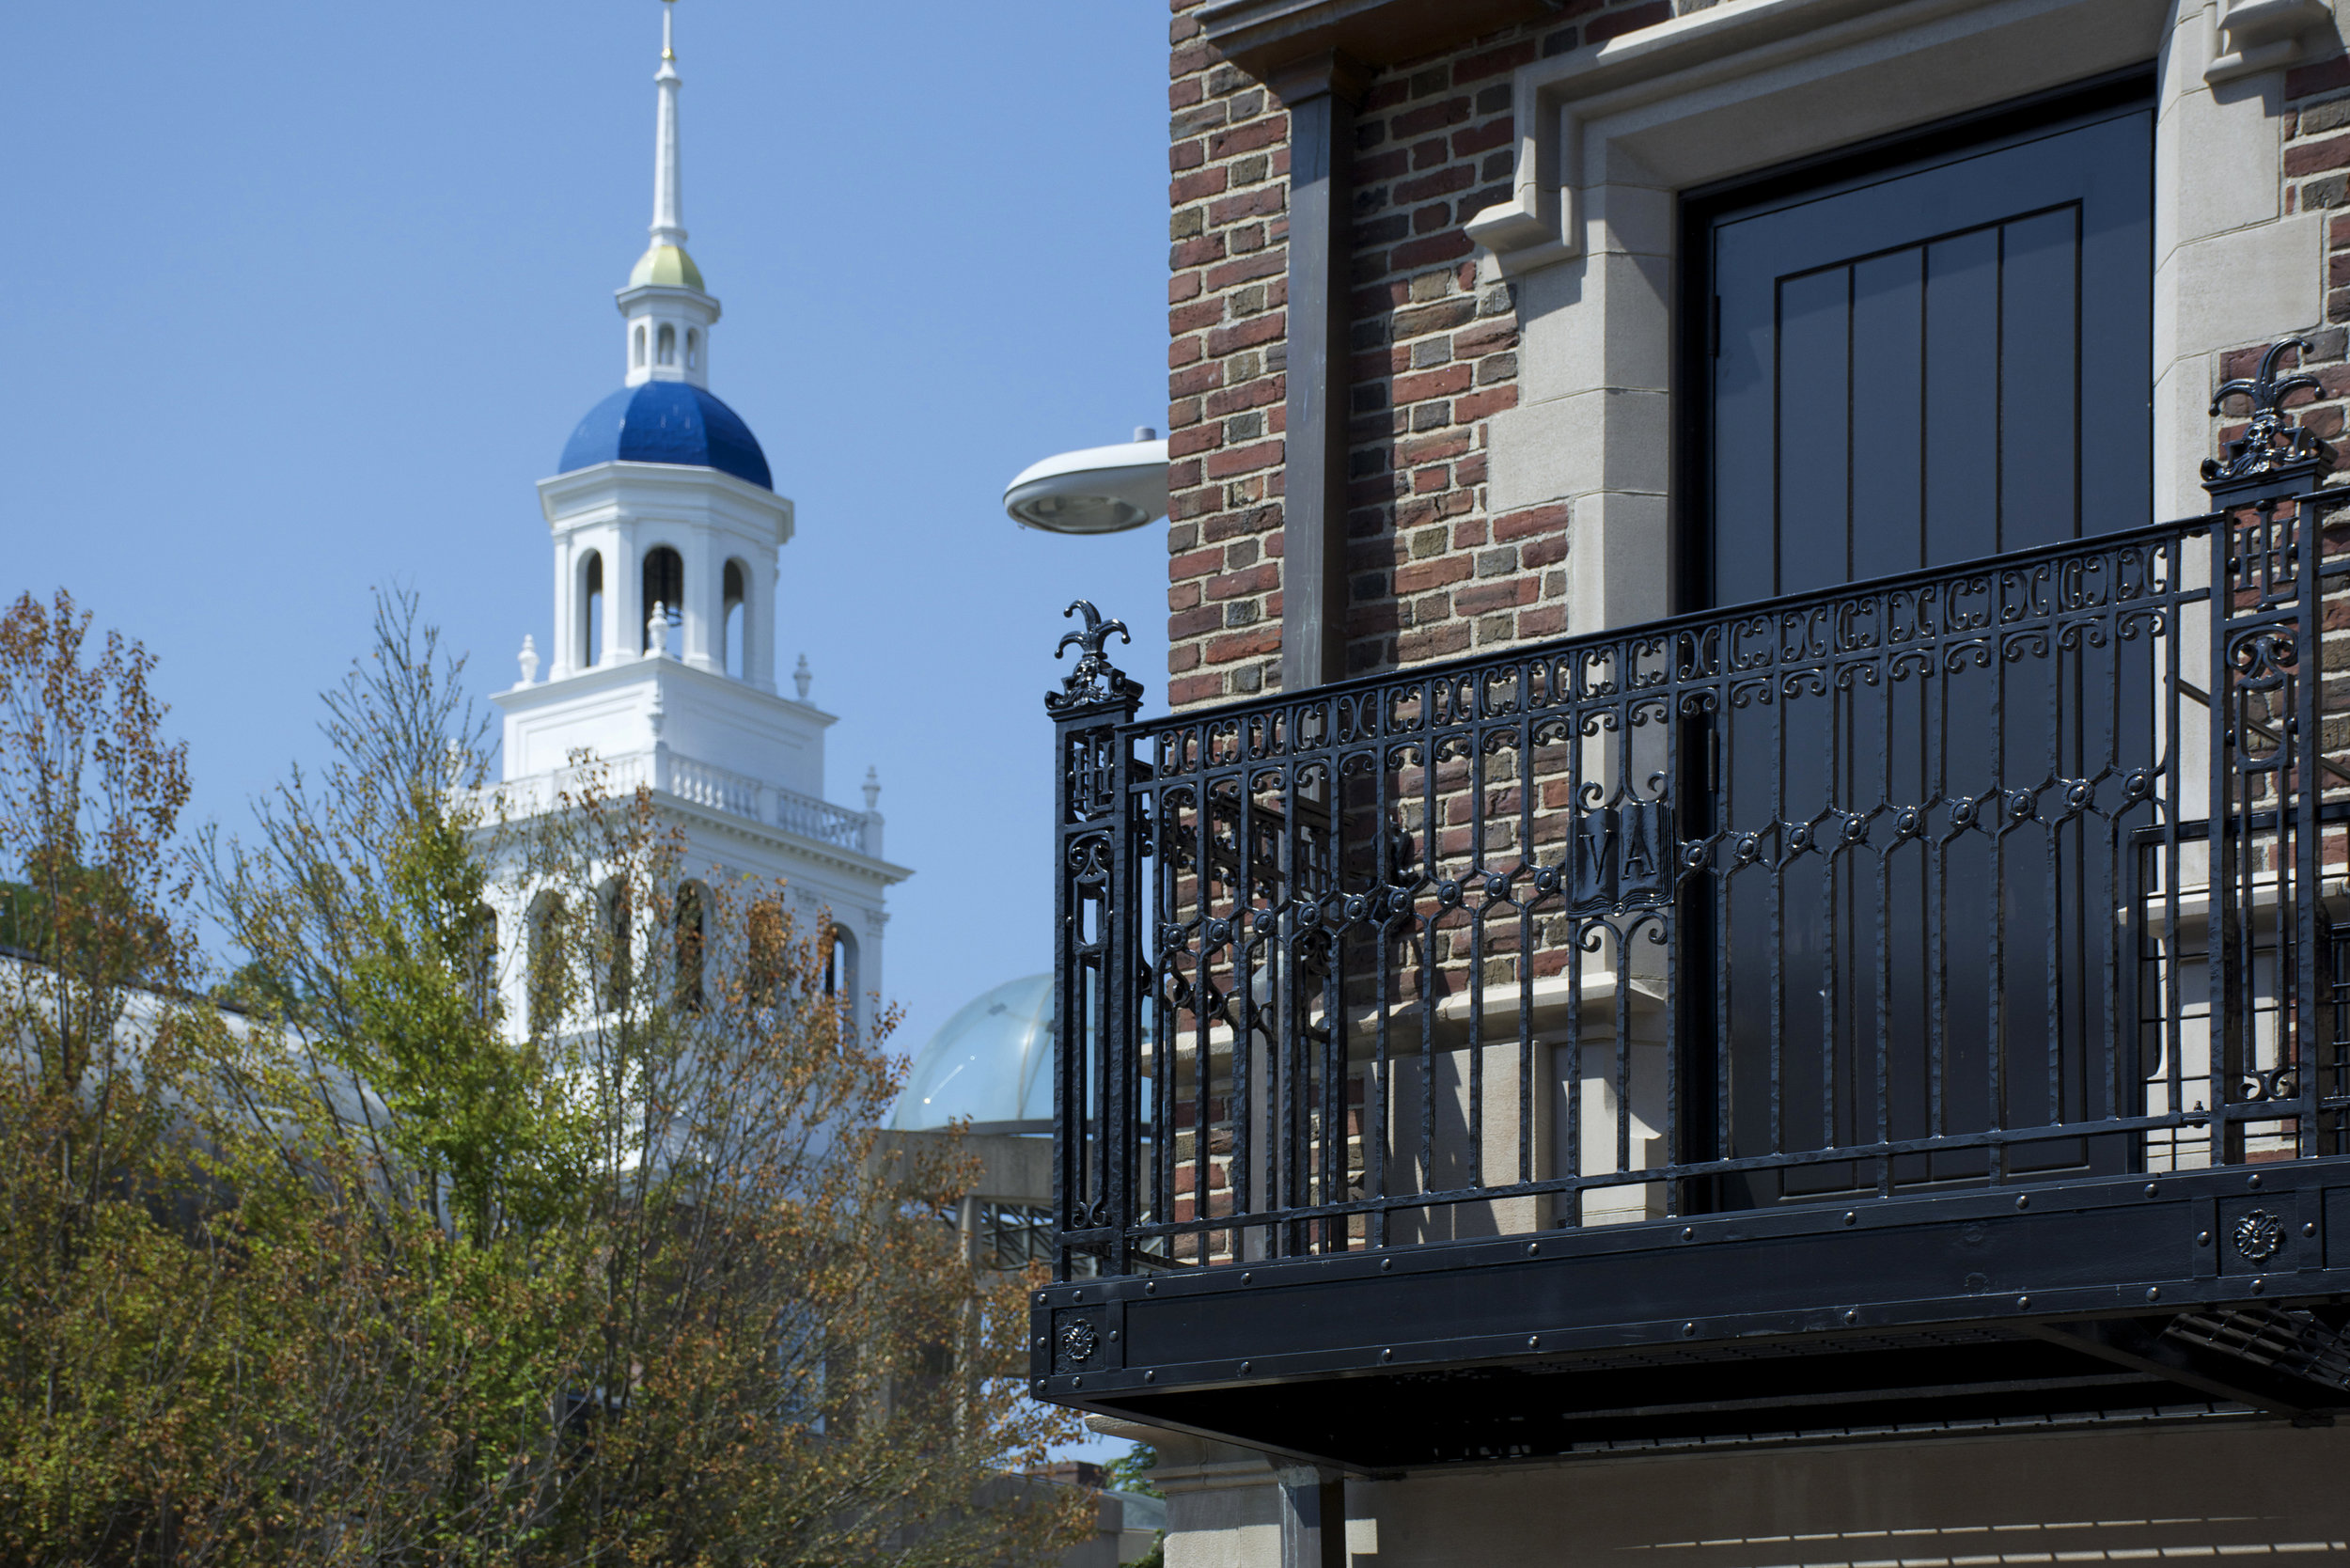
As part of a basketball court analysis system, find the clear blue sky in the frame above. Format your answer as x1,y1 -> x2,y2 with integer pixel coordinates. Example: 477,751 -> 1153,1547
2,2 -> 1174,1076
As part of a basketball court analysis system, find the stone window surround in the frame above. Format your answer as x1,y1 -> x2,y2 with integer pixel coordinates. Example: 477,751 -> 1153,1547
1462,0 -> 2326,635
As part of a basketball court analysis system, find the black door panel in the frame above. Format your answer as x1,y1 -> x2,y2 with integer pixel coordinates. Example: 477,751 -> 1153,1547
1710,110 -> 2151,604
1692,95 -> 2154,1208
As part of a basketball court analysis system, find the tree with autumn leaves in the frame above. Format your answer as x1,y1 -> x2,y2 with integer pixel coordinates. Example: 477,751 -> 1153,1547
0,588 -> 1086,1566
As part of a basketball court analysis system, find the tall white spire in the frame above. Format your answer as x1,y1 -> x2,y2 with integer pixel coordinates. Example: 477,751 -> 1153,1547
650,0 -> 686,250
619,0 -> 717,388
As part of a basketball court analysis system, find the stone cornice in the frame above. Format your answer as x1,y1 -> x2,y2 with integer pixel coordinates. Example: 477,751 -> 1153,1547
536,460 -> 794,542
656,790 -> 913,887
1198,0 -> 1556,80
489,651 -> 837,730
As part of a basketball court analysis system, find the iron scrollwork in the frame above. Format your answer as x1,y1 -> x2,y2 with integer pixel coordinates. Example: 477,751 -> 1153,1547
1047,600 -> 1145,714
2203,338 -> 2330,504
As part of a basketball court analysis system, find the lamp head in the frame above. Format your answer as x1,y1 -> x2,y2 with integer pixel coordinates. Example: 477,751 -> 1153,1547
1004,429 -> 1169,535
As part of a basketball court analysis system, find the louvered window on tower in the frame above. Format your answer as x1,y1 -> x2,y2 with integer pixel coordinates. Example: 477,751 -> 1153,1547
656,323 -> 676,366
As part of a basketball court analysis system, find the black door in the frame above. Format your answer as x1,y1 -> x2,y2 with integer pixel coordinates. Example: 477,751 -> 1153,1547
1690,89 -> 2154,1205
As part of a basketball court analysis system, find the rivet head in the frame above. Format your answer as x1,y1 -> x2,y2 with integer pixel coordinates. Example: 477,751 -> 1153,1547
2199,1230 -> 2213,1247
1108,1329 -> 1120,1342
1381,1258 -> 1393,1271
1683,1322 -> 1697,1337
2146,1183 -> 2160,1199
2148,1286 -> 2162,1302
1382,1348 -> 1393,1360
1073,1290 -> 1083,1301
1241,1361 -> 1252,1374
1242,1272 -> 1253,1285
2016,1194 -> 2029,1210
1528,1242 -> 1540,1255
2252,1277 -> 2266,1294
1073,1376 -> 1082,1388
1843,1309 -> 1858,1325
1146,1280 -> 1158,1294
2017,1295 -> 2031,1309
2306,1222 -> 2319,1238
1036,1336 -> 1047,1349
1843,1211 -> 1857,1227
1528,1335 -> 1540,1349
2249,1173 -> 2263,1189
1683,1227 -> 1696,1241
1034,1379 -> 1046,1392
1037,1294 -> 1049,1306
1145,1370 -> 1155,1383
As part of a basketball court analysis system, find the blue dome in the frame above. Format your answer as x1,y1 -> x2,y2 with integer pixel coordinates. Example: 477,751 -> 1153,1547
557,382 -> 772,490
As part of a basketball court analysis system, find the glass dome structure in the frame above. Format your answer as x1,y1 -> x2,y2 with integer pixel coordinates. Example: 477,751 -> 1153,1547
887,974 -> 1152,1135
889,975 -> 1056,1134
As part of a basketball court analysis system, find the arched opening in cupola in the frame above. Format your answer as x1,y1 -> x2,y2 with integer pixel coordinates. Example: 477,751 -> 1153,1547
747,898 -> 783,1009
598,878 -> 632,1012
526,892 -> 567,1036
675,880 -> 707,1013
632,324 -> 647,368
824,922 -> 859,1040
641,547 -> 683,651
685,328 -> 701,370
656,323 -> 676,366
467,903 -> 498,1020
581,551 -> 604,668
723,559 -> 747,679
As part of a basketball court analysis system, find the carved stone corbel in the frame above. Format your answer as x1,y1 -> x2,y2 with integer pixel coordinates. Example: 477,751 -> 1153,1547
2206,0 -> 2336,85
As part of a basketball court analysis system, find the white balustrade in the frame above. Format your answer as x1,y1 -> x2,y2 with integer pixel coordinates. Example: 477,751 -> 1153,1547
482,750 -> 876,854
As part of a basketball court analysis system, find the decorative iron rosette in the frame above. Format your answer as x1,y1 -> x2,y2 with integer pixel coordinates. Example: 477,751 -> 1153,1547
2233,1208 -> 2284,1262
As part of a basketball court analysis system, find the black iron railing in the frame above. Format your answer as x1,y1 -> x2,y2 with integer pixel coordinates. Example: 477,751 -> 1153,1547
1049,470 -> 2350,1287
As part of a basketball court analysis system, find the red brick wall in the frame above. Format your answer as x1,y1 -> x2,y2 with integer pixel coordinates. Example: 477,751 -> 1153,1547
1165,0 -> 1681,711
1167,8 -> 2350,714
2268,55 -> 2350,463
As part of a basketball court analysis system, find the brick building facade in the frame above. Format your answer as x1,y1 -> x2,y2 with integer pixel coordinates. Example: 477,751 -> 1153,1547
1060,1 -> 2350,1563
1167,0 -> 2350,708
1167,4 -> 1692,706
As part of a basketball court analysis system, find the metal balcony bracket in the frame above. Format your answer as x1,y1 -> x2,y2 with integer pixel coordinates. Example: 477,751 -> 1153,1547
2024,1316 -> 2336,1424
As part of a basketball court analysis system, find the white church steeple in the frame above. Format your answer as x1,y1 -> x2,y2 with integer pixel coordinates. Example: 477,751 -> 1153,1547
491,0 -> 908,1070
621,0 -> 716,390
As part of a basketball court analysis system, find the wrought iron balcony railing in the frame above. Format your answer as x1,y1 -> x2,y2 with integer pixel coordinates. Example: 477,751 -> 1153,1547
1035,391 -> 2350,1466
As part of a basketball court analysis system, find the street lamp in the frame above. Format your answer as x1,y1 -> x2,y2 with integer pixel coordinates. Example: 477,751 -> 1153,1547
1004,427 -> 1169,535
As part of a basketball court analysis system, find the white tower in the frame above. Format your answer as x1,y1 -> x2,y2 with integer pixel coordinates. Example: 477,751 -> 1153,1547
493,0 -> 909,1020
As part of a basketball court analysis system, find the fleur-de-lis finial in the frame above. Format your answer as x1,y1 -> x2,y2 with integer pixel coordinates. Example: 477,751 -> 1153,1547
1046,600 -> 1143,714
2203,337 -> 2329,502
